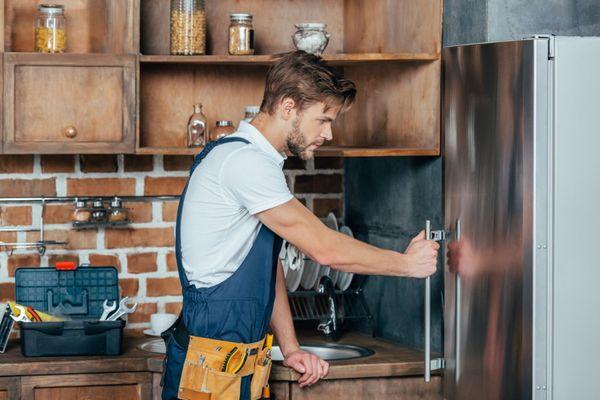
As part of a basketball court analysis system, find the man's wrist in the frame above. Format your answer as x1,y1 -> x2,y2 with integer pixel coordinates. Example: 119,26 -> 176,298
280,340 -> 301,357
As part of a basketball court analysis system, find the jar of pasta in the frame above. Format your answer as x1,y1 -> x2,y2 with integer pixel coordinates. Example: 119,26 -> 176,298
170,0 -> 206,55
228,13 -> 254,55
35,4 -> 67,53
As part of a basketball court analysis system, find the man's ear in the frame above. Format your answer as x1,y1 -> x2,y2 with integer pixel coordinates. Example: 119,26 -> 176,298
280,98 -> 296,121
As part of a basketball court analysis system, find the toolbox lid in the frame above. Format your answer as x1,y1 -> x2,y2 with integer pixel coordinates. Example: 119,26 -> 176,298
15,265 -> 119,319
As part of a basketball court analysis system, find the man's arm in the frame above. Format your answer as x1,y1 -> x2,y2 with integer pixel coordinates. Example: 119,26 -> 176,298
258,198 -> 438,278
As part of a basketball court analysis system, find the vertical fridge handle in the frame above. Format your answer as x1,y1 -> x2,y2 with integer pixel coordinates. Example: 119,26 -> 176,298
424,220 -> 432,382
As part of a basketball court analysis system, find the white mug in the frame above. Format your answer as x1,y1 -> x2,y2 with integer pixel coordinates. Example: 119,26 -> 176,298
150,313 -> 177,334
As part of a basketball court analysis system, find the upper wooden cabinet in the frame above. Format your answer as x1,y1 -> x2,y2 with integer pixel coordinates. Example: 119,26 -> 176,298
3,53 -> 136,154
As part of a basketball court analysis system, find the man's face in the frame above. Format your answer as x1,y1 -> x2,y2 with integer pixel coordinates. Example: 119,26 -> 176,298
286,102 -> 340,160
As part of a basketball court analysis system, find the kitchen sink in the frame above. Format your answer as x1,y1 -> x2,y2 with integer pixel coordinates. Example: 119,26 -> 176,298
138,339 -> 374,361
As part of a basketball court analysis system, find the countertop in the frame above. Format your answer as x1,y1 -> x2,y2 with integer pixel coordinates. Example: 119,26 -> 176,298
0,331 -> 434,381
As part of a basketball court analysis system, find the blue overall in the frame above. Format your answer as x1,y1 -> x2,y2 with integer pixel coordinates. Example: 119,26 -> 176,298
162,137 -> 283,400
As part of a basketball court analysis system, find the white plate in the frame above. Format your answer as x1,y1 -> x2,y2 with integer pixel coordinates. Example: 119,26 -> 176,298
284,243 -> 304,292
314,213 -> 339,289
300,259 -> 320,289
337,226 -> 355,291
285,261 -> 303,292
143,329 -> 162,337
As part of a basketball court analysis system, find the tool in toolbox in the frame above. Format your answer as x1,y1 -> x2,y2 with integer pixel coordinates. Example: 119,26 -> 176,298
99,299 -> 118,321
7,301 -> 64,322
0,304 -> 14,353
10,304 -> 31,323
105,296 -> 138,321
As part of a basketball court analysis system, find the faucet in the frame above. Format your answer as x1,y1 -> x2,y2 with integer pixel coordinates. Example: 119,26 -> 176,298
317,275 -> 340,340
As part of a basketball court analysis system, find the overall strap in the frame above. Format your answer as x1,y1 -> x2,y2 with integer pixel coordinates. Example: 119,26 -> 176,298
175,137 -> 250,289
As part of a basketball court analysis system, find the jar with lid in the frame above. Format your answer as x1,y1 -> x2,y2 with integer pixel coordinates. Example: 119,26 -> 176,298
187,103 -> 209,147
228,13 -> 254,55
170,0 -> 206,55
72,199 -> 91,223
108,197 -> 128,223
35,4 -> 67,53
91,200 -> 107,223
211,120 -> 236,140
243,106 -> 260,123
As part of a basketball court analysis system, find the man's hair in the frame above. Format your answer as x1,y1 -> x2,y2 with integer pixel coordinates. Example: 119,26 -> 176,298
260,51 -> 356,115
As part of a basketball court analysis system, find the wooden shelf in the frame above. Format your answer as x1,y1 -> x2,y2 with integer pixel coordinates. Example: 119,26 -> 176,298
136,147 -> 200,155
139,53 -> 439,66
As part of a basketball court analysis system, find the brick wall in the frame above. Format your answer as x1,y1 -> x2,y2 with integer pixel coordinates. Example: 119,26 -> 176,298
0,154 -> 343,333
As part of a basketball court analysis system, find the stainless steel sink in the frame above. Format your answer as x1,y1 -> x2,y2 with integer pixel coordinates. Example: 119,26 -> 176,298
138,339 -> 374,362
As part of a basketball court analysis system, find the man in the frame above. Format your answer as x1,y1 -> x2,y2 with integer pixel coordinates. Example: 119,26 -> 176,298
162,51 -> 439,400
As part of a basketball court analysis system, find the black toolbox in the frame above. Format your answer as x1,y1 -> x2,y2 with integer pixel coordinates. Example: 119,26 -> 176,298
15,263 -> 125,357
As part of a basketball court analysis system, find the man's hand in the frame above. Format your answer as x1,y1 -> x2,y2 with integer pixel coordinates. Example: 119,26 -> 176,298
283,349 -> 329,387
404,230 -> 439,278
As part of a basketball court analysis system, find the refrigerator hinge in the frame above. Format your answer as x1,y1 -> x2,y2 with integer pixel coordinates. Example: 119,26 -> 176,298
531,34 -> 555,59
431,358 -> 445,370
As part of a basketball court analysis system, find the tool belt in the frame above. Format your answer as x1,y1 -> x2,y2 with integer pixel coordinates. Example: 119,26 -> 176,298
168,315 -> 272,400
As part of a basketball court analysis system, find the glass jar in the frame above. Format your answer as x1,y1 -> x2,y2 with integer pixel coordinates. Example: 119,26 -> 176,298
170,0 -> 206,55
292,23 -> 330,55
35,4 -> 67,53
91,200 -> 107,223
228,13 -> 254,55
72,199 -> 91,223
243,106 -> 260,123
187,103 -> 208,147
108,197 -> 128,223
212,120 -> 236,140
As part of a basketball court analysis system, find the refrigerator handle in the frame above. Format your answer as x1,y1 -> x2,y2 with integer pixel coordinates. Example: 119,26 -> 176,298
425,220 -> 432,382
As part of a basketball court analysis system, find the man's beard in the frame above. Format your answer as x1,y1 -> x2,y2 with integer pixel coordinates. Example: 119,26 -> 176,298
286,117 -> 312,160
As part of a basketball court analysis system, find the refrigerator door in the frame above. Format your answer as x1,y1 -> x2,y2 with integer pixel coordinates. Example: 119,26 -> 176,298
442,38 -> 550,400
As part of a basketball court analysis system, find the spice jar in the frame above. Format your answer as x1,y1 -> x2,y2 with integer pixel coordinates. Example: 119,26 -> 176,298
170,0 -> 206,55
187,103 -> 209,147
72,199 -> 91,223
243,106 -> 260,123
91,200 -> 107,223
228,13 -> 254,55
108,197 -> 128,223
35,4 -> 67,53
212,120 -> 236,140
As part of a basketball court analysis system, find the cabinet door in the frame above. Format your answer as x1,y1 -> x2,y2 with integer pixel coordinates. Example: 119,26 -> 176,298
3,53 -> 136,154
0,377 -> 20,400
20,372 -> 152,400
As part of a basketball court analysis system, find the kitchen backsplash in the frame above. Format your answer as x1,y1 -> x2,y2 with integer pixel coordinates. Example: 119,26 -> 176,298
0,154 -> 343,333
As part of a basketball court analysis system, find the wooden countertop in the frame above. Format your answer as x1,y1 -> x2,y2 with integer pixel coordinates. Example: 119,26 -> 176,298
0,332 -> 435,381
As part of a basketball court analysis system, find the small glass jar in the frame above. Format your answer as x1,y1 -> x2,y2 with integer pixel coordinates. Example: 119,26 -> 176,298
170,0 -> 206,55
35,4 -> 67,53
292,23 -> 330,55
243,106 -> 260,123
187,103 -> 208,147
228,13 -> 254,55
72,199 -> 91,223
211,120 -> 236,140
108,197 -> 128,223
91,200 -> 107,223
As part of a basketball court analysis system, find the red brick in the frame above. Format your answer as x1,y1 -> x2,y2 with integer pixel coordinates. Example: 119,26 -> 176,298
0,206 -> 32,226
144,177 -> 187,196
128,202 -> 153,223
147,277 -> 181,297
162,201 -> 179,222
79,155 -> 119,173
0,155 -> 34,173
165,302 -> 182,315
294,174 -> 342,194
124,155 -> 154,172
127,253 -> 158,274
164,155 -> 193,171
283,157 -> 306,170
166,252 -> 177,271
313,198 -> 343,218
0,282 -> 15,301
41,155 -> 75,173
26,230 -> 96,250
67,178 -> 136,196
7,254 -> 41,277
127,302 -> 158,324
119,278 -> 140,297
0,179 -> 56,197
48,253 -> 80,267
45,204 -> 74,224
105,227 -> 174,249
314,157 -> 343,170
0,231 -> 17,243
89,254 -> 121,272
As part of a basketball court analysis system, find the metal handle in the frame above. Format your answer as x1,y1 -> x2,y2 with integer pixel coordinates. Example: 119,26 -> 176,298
424,220 -> 432,382
63,125 -> 78,138
454,219 -> 462,383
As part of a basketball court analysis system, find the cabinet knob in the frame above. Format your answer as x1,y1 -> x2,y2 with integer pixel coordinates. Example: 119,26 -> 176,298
63,125 -> 78,139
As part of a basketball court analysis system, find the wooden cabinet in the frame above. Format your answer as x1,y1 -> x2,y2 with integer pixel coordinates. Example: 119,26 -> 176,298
3,53 -> 136,154
19,372 -> 152,400
0,377 -> 20,400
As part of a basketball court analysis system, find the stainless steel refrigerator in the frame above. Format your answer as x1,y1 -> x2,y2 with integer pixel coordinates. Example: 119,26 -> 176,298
427,36 -> 600,400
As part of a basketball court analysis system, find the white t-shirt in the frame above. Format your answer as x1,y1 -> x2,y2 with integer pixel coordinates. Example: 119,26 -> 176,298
180,121 -> 294,288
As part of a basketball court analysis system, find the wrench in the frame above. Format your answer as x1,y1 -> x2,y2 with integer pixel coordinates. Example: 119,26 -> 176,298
99,299 -> 118,321
106,297 -> 138,321
10,304 -> 31,323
